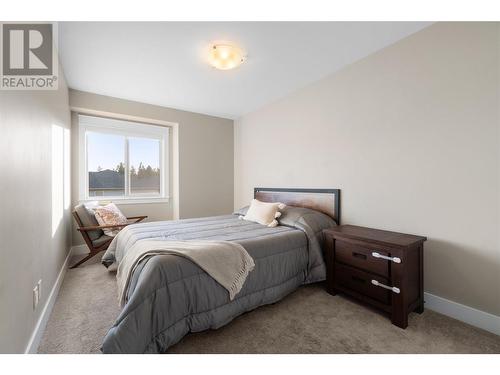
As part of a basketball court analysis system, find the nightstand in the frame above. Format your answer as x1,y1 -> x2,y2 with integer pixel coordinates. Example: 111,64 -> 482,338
323,225 -> 426,328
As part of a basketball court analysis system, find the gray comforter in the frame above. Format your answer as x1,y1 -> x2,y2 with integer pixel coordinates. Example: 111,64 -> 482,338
101,207 -> 335,353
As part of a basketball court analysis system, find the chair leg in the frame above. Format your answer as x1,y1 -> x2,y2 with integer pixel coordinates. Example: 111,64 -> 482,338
69,251 -> 100,269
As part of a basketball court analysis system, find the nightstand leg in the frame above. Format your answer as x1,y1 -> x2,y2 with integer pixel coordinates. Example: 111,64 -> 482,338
391,307 -> 409,329
414,303 -> 424,314
415,245 -> 425,315
324,234 -> 336,296
391,288 -> 409,329
326,286 -> 337,296
391,314 -> 408,329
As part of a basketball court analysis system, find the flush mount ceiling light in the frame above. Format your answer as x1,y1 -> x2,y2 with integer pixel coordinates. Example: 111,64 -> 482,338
208,43 -> 246,70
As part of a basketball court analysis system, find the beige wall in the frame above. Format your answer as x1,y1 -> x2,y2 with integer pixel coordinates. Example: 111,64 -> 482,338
0,70 -> 72,352
234,23 -> 500,315
70,90 -> 234,245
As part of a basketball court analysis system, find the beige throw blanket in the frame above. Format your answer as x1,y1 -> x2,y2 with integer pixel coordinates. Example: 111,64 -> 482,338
116,240 -> 255,306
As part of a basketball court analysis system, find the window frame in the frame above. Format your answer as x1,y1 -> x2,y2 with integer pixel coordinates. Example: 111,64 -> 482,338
78,114 -> 170,204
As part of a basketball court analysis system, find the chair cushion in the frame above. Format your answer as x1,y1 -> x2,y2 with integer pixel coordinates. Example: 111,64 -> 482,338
74,203 -> 103,241
92,235 -> 113,248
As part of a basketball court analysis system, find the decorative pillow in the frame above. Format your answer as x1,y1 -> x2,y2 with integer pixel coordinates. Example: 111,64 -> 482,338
242,199 -> 286,227
94,203 -> 128,237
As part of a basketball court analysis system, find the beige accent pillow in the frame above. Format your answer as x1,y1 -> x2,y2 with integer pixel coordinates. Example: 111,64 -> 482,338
243,199 -> 286,227
94,203 -> 128,237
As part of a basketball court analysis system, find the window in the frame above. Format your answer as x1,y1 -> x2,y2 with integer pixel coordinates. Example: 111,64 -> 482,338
79,115 -> 169,203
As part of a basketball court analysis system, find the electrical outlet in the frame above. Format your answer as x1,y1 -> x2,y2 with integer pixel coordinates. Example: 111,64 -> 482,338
33,284 -> 39,310
33,280 -> 42,310
37,279 -> 42,301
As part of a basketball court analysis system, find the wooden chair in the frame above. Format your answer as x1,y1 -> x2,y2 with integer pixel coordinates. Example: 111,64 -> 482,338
71,205 -> 147,269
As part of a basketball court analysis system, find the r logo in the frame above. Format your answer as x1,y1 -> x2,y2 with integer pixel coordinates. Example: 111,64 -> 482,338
2,23 -> 53,76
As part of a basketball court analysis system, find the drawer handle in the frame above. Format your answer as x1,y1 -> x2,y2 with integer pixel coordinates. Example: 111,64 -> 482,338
371,279 -> 400,294
371,252 -> 401,263
352,252 -> 367,260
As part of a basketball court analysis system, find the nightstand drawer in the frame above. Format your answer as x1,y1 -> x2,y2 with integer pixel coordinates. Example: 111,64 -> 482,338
334,263 -> 391,305
335,240 -> 389,278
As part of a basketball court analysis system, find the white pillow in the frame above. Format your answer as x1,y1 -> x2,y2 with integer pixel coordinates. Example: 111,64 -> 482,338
243,199 -> 286,227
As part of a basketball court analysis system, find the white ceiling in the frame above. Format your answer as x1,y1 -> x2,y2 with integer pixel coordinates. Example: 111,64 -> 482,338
58,22 -> 431,119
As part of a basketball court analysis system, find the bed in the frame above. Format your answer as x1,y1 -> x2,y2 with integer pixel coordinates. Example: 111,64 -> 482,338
101,188 -> 341,353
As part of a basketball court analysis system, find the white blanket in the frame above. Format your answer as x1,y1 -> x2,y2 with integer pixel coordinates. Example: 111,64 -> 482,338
116,239 -> 255,306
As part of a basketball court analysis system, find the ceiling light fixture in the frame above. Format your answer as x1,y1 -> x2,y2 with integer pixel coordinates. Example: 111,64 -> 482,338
208,43 -> 245,70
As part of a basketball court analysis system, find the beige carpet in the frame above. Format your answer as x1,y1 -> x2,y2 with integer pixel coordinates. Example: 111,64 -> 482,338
38,253 -> 500,354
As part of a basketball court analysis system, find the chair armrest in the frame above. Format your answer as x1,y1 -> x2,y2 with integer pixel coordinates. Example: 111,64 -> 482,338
77,223 -> 131,231
77,216 -> 148,231
126,215 -> 148,223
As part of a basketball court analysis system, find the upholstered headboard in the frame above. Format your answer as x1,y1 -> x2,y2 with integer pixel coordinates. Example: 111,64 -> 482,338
254,187 -> 341,224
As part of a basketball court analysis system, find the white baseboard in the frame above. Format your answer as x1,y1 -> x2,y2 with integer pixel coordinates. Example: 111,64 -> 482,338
24,249 -> 72,354
424,292 -> 500,336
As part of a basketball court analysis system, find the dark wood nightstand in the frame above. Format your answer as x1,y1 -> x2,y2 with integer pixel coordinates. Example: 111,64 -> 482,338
323,225 -> 426,328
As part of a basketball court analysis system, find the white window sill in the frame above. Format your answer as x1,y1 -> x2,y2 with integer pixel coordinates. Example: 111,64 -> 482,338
79,197 -> 170,205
